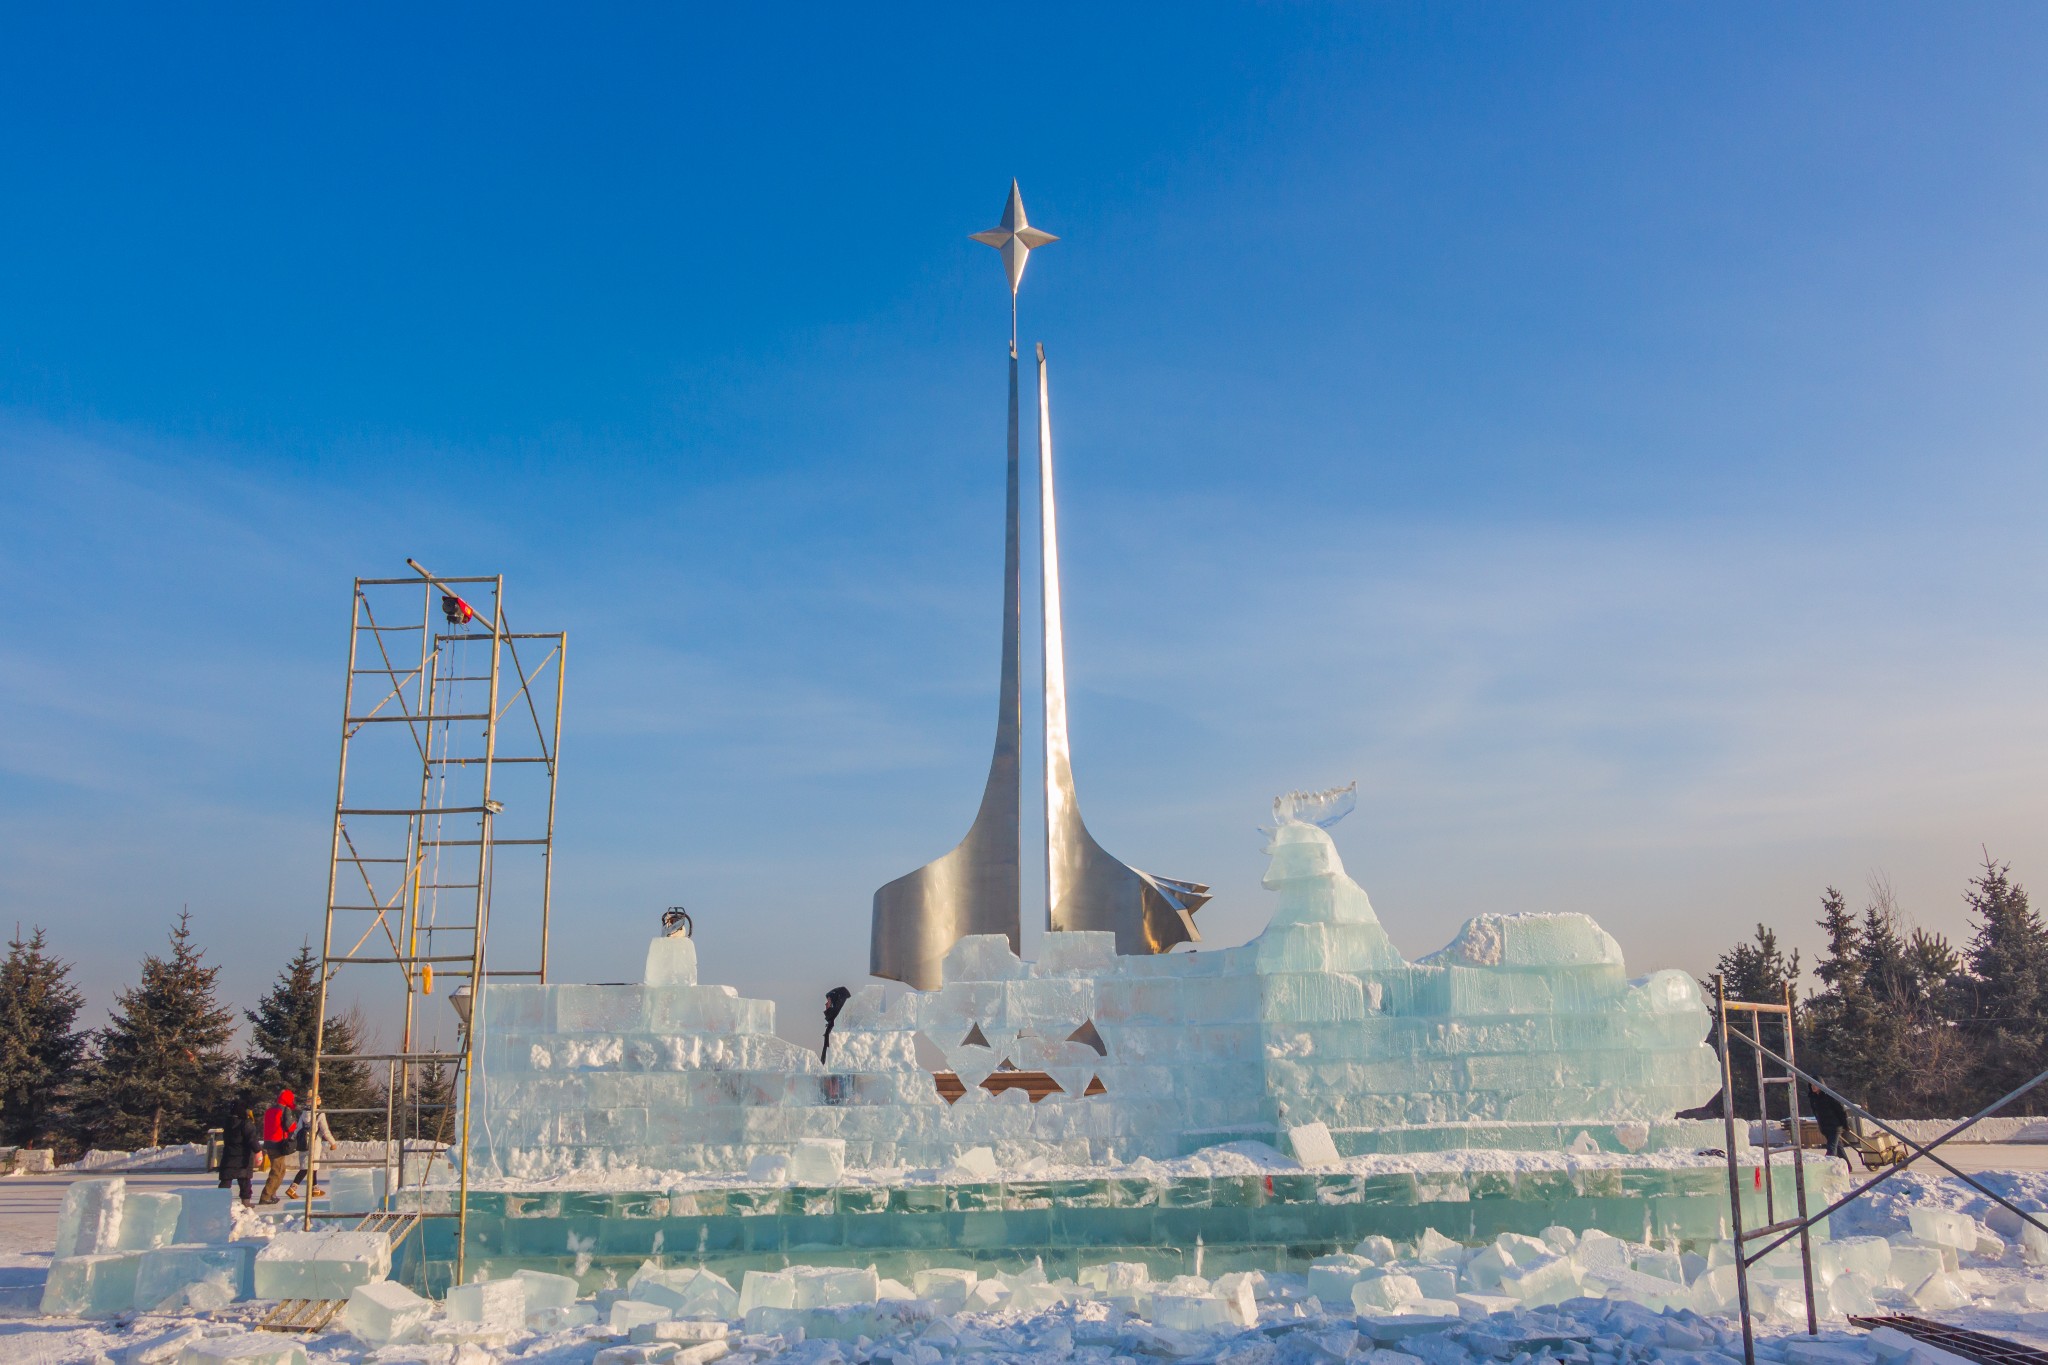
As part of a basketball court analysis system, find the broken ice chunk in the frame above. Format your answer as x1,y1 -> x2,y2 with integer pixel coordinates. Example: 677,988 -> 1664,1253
912,1268 -> 979,1312
1906,1271 -> 1967,1312
514,1268 -> 580,1312
736,1269 -> 795,1315
40,1252 -> 141,1317
1351,1274 -> 1423,1313
787,1138 -> 846,1185
116,1192 -> 183,1251
791,1266 -> 877,1309
447,1277 -> 526,1332
608,1299 -> 673,1334
1306,1254 -> 1370,1306
1288,1121 -> 1341,1168
251,1229 -> 391,1301
54,1177 -> 125,1258
341,1279 -> 435,1343
176,1339 -> 309,1365
171,1187 -> 238,1245
135,1245 -> 255,1310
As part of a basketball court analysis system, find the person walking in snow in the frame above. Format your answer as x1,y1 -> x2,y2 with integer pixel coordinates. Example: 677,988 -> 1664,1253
284,1092 -> 333,1200
216,1097 -> 262,1206
258,1087 -> 302,1205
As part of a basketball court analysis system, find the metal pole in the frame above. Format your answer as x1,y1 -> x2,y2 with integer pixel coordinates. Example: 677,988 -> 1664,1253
307,583 -> 365,1230
539,634 -> 565,983
1782,981 -> 1818,1334
1734,1043 -> 2048,1262
1749,1012 -> 1775,1225
1714,977 -> 1756,1365
453,576 -> 505,1285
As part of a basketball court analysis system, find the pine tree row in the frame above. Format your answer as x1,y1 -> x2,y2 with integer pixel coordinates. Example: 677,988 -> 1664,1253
0,913 -> 448,1155
1708,856 -> 2048,1119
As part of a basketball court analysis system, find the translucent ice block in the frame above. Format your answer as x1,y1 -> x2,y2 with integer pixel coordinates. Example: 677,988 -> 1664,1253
737,1269 -> 795,1314
176,1339 -> 309,1365
252,1229 -> 392,1301
791,1266 -> 876,1309
1352,1274 -> 1423,1313
1306,1255 -> 1370,1305
55,1177 -> 125,1257
942,935 -> 1028,983
136,1244 -> 256,1310
628,1266 -> 738,1319
117,1192 -> 184,1250
646,934 -> 699,986
322,1169 -> 386,1215
1288,1122 -> 1340,1168
1497,1254 -> 1580,1306
341,1279 -> 435,1343
448,1278 -> 526,1331
172,1187 -> 238,1244
1907,1207 -> 1984,1253
608,1299 -> 672,1333
788,1138 -> 845,1185
514,1268 -> 581,1312
40,1252 -> 141,1317
1151,1293 -> 1233,1331
912,1268 -> 978,1312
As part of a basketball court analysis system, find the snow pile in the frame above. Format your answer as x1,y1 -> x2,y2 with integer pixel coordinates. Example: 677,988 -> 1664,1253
68,1144 -> 211,1172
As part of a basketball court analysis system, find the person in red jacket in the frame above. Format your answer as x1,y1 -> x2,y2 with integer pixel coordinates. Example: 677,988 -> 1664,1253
258,1088 -> 301,1205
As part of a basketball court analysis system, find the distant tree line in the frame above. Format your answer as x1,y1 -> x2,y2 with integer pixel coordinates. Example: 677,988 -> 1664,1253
0,912 -> 452,1156
1707,856 -> 2048,1120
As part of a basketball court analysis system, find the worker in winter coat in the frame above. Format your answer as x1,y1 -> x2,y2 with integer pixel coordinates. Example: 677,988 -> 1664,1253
258,1088 -> 302,1205
216,1099 -> 262,1205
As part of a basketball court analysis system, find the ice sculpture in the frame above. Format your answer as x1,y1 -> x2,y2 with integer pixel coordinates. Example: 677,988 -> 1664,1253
469,787 -> 1718,1178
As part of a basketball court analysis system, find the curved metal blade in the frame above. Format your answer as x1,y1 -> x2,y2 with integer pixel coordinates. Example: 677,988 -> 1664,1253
1036,343 -> 1208,953
870,353 -> 1024,988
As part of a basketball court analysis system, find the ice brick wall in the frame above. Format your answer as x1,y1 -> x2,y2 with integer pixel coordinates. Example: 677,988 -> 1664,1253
470,824 -> 1718,1177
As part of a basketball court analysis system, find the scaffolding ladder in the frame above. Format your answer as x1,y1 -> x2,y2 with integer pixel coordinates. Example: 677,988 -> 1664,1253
308,559 -> 565,1287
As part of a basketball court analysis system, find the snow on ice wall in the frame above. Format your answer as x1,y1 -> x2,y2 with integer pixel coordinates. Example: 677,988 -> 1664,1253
470,822 -> 1718,1177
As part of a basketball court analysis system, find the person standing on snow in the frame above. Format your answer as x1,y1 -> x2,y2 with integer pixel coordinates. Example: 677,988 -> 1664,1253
216,1097 -> 262,1206
285,1092 -> 333,1201
258,1087 -> 302,1205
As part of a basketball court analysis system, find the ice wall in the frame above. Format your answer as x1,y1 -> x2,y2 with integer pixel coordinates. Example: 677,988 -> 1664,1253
471,818 -> 1717,1177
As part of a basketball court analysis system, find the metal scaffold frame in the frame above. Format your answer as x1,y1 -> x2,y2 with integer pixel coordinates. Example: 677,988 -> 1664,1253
1713,976 -> 2048,1365
307,558 -> 565,1285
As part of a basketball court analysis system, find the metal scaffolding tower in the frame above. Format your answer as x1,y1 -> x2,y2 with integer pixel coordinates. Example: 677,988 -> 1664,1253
308,559 -> 565,1284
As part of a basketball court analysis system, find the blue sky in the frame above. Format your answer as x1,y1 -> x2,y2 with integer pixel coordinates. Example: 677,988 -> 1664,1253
4,7 -> 2048,1049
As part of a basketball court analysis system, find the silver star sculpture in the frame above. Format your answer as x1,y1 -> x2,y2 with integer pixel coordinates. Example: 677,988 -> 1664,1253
972,181 -> 1057,350
971,180 -> 1058,294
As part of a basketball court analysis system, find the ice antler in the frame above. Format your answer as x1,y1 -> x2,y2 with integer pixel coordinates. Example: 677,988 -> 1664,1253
1271,782 -> 1358,830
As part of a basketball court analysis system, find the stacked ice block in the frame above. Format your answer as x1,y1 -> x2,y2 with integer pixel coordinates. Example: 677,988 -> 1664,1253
470,811 -> 1720,1177
41,1180 -> 273,1317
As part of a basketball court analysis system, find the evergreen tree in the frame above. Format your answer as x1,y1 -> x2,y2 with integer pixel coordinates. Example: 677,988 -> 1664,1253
239,944 -> 377,1138
0,927 -> 88,1147
1703,924 -> 1801,1118
1802,889 -> 1884,1107
84,912 -> 237,1150
1964,856 -> 2048,1115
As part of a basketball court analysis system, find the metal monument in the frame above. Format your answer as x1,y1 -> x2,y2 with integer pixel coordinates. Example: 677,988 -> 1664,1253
871,183 -> 1207,988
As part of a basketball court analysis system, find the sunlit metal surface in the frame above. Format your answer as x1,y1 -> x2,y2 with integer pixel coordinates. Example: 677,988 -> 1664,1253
870,352 -> 1025,989
1036,344 -> 1212,952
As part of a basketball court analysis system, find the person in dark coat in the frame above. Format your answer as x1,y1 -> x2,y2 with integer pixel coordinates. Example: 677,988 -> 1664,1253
216,1099 -> 261,1205
1808,1083 -> 1851,1159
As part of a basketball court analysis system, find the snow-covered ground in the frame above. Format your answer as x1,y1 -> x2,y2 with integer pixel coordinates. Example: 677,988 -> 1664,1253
4,1166 -> 2046,1365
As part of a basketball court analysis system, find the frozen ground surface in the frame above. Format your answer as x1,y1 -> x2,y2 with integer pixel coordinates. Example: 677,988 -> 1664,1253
5,1161 -> 2048,1365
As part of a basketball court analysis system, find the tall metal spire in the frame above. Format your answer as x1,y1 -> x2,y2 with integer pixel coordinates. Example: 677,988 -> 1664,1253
1036,344 -> 1211,951
871,183 -> 1205,987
